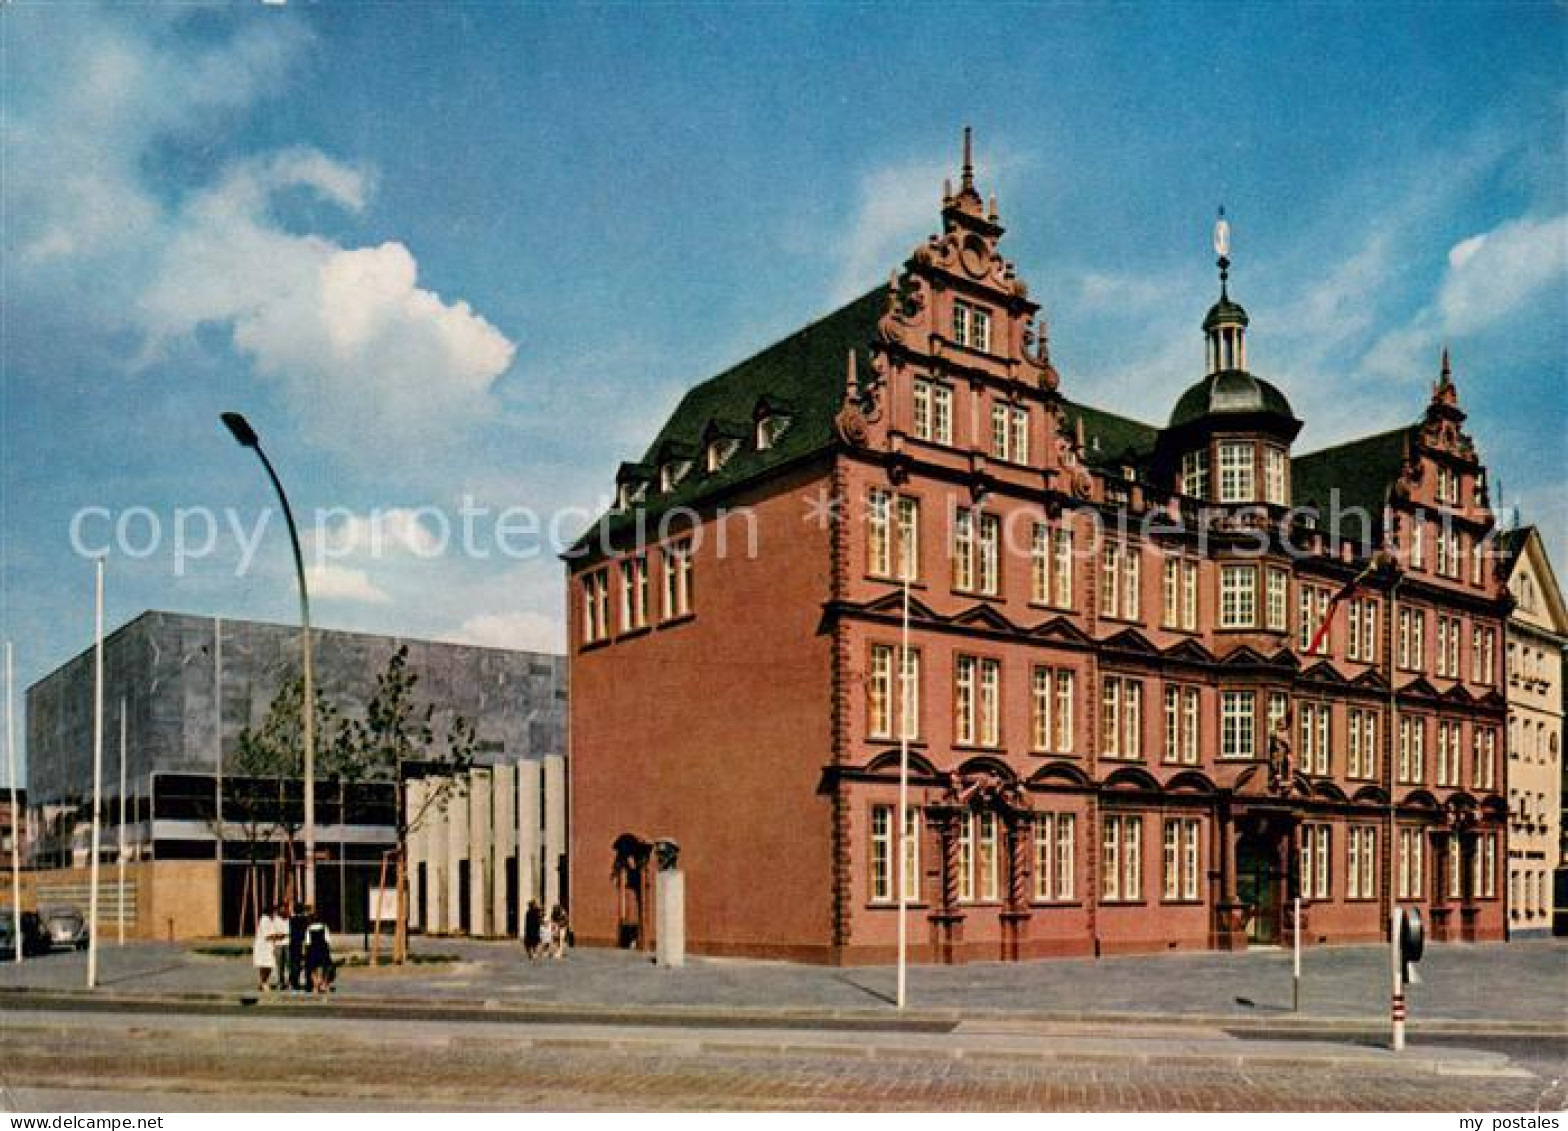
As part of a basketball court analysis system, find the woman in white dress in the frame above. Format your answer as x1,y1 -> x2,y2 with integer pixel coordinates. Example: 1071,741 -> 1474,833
252,906 -> 277,992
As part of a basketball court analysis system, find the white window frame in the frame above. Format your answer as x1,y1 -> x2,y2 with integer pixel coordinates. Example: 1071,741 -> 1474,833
1221,691 -> 1256,760
1220,564 -> 1256,629
1218,441 -> 1256,503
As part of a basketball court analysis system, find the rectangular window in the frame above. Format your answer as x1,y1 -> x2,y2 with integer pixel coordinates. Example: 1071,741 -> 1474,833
1347,597 -> 1378,662
953,301 -> 991,352
1052,528 -> 1074,610
1299,824 -> 1331,900
1032,667 -> 1074,754
1348,826 -> 1377,900
1221,691 -> 1256,759
1398,607 -> 1427,672
913,380 -> 952,444
896,497 -> 920,581
1299,702 -> 1332,776
1163,685 -> 1201,765
1471,626 -> 1495,685
1436,720 -> 1462,787
1398,716 -> 1426,784
619,559 -> 647,631
1162,558 -> 1199,631
1298,585 -> 1330,654
991,404 -> 1030,464
1101,676 -> 1143,760
868,645 -> 920,740
1102,814 -> 1143,902
970,512 -> 1000,595
581,569 -> 612,644
902,806 -> 920,901
1410,519 -> 1425,569
956,655 -> 999,747
1181,448 -> 1211,499
1477,833 -> 1497,898
991,403 -> 1009,461
977,811 -> 999,901
1266,568 -> 1289,632
1397,828 -> 1425,900
1218,441 -> 1256,502
868,489 -> 891,577
1220,565 -> 1256,628
870,805 -> 893,903
1348,708 -> 1379,780
1032,524 -> 1050,605
1264,447 -> 1288,506
1472,728 -> 1496,791
1032,812 -> 1075,901
953,508 -> 973,592
1101,542 -> 1141,621
1162,818 -> 1201,901
662,542 -> 693,619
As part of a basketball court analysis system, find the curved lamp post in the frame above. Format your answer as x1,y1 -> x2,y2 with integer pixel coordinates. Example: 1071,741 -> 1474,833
221,412 -> 316,910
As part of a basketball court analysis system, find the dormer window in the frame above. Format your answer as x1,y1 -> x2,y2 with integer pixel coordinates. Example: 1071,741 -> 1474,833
756,413 -> 790,451
706,438 -> 738,472
660,460 -> 692,492
616,481 -> 648,510
953,300 -> 991,353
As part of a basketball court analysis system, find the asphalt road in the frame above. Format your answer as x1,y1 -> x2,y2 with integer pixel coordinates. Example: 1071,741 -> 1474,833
1,1004 -> 1562,1113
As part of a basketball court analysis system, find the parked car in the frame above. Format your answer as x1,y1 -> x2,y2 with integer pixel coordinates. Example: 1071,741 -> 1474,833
0,911 -> 53,958
41,906 -> 89,951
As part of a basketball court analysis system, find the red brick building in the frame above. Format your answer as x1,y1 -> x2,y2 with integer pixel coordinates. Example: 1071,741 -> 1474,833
568,138 -> 1509,963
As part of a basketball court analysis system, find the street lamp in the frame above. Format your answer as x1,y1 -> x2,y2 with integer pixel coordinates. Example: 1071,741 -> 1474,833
221,412 -> 317,910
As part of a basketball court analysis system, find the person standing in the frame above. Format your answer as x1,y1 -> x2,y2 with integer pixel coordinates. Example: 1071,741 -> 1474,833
287,901 -> 308,992
304,911 -> 334,995
522,899 -> 543,960
548,904 -> 569,959
252,905 -> 278,992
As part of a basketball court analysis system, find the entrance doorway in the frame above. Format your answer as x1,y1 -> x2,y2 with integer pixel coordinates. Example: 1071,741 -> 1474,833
1236,835 -> 1281,944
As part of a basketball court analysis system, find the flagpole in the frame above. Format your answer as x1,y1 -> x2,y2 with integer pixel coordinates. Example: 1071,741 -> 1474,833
897,566 -> 910,1010
87,558 -> 104,989
117,698 -> 127,946
6,642 -> 21,965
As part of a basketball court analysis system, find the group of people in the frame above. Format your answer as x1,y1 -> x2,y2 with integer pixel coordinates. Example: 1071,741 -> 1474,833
522,900 -> 569,960
252,902 -> 335,994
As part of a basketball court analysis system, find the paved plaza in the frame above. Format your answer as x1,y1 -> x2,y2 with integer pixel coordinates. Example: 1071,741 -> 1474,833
1,936 -> 1563,1026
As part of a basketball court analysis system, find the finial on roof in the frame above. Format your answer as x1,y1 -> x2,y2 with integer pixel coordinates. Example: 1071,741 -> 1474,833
845,348 -> 859,401
1432,345 -> 1458,406
988,193 -> 998,222
1213,205 -> 1231,296
961,126 -> 974,193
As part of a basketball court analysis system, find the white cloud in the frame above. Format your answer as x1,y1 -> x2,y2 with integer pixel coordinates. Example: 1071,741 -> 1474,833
304,564 -> 391,604
138,150 -> 516,453
456,611 -> 564,653
5,9 -> 516,462
1437,213 -> 1568,334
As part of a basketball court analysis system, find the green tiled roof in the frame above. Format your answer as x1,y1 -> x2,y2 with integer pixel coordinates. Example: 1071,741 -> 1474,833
573,287 -> 886,551
1292,425 -> 1414,541
1065,401 -> 1160,469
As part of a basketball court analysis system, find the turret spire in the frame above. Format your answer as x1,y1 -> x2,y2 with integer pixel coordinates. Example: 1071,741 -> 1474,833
1202,206 -> 1249,373
1213,205 -> 1232,297
961,126 -> 974,193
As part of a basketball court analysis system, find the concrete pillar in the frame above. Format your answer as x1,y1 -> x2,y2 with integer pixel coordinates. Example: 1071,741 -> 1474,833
543,754 -> 567,911
655,868 -> 685,967
446,773 -> 469,934
492,763 -> 516,938
404,778 -> 428,931
517,759 -> 542,937
424,778 -> 450,934
469,768 -> 493,936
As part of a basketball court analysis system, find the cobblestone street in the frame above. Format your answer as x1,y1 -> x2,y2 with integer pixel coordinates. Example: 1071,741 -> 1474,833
2,1019 -> 1562,1112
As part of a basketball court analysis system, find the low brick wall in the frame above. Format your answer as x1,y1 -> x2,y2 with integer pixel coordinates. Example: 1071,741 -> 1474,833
1,860 -> 220,941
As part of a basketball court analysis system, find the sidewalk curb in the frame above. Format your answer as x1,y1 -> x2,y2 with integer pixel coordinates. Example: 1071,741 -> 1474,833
2,984 -> 1564,1039
0,1011 -> 1536,1080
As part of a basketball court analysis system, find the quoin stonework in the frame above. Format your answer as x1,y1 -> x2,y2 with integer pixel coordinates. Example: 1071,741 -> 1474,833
568,133 -> 1513,963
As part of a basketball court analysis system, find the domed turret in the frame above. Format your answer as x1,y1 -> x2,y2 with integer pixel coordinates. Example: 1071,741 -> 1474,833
1159,210 -> 1302,506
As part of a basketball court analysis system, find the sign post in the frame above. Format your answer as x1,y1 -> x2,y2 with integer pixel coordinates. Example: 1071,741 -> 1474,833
1292,895 -> 1301,1012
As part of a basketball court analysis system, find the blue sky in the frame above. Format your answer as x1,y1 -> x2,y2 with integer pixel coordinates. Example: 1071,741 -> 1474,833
2,3 -> 1564,783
